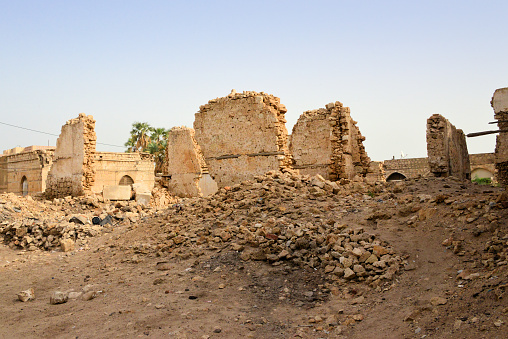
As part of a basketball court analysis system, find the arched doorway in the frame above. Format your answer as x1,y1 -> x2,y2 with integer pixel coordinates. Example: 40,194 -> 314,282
21,176 -> 28,196
471,168 -> 494,180
119,175 -> 134,186
386,172 -> 407,182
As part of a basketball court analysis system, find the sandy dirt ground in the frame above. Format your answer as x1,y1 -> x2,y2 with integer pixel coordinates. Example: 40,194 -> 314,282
0,174 -> 507,339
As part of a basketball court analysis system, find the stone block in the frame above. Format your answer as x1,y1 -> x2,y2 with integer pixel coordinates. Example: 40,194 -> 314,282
103,185 -> 131,201
135,192 -> 152,206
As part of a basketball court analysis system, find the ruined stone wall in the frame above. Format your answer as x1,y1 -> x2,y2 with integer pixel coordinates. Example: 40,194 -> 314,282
383,157 -> 430,180
365,161 -> 386,184
45,114 -> 96,198
491,87 -> 508,185
426,114 -> 470,180
194,90 -> 293,187
164,126 -> 217,197
290,101 -> 370,181
0,150 -> 53,195
92,152 -> 155,194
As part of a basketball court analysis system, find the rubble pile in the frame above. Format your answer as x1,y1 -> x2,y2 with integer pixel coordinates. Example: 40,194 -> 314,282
159,171 -> 402,286
0,193 -> 158,251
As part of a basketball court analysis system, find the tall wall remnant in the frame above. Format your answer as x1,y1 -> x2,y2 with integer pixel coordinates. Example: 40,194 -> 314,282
426,114 -> 470,180
491,87 -> 508,185
194,90 -> 294,187
290,101 -> 370,181
164,126 -> 217,197
45,114 -> 97,198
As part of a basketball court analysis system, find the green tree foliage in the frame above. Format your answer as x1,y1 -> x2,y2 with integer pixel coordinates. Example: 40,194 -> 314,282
125,122 -> 169,173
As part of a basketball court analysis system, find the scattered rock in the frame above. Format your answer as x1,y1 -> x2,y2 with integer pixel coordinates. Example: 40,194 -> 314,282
50,291 -> 69,305
17,288 -> 35,302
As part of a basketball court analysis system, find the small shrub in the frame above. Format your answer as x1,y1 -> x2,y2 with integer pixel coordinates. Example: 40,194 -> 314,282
472,177 -> 492,185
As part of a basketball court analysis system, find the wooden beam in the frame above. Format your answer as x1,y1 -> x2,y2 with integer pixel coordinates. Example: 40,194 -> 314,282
467,129 -> 508,137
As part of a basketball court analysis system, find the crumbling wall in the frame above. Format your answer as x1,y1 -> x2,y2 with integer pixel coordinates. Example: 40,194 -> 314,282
194,90 -> 293,187
0,149 -> 54,195
365,161 -> 386,184
92,152 -> 155,194
290,101 -> 370,181
426,114 -> 470,180
492,87 -> 508,185
164,126 -> 217,197
45,114 -> 96,198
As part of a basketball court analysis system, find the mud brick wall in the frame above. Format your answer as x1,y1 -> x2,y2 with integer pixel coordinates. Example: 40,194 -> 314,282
426,114 -> 470,180
164,126 -> 217,197
290,101 -> 370,181
45,114 -> 97,198
194,90 -> 294,187
92,152 -> 155,194
492,87 -> 508,185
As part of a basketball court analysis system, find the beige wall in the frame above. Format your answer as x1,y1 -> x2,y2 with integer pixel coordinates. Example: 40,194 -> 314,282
194,90 -> 293,187
92,152 -> 155,193
0,150 -> 53,195
492,87 -> 508,185
45,114 -> 96,198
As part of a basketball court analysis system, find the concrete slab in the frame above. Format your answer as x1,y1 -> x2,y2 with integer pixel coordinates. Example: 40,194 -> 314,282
103,185 -> 131,201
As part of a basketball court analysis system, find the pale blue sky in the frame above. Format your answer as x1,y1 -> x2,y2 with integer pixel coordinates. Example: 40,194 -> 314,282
1,0 -> 506,160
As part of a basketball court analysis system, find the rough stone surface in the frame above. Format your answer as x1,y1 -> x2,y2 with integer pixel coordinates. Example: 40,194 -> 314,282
164,126 -> 217,197
103,185 -> 132,201
492,87 -> 508,185
426,114 -> 470,180
290,101 -> 370,181
45,114 -> 97,198
194,90 -> 294,187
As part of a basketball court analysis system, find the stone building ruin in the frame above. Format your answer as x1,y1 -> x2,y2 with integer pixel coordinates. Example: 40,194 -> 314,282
163,126 -> 217,197
426,114 -> 470,180
290,101 -> 370,181
1,114 -> 155,200
194,90 -> 294,187
45,114 -> 97,198
491,87 -> 508,185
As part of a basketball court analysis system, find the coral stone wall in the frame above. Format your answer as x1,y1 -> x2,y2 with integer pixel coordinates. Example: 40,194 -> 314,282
426,114 -> 470,180
290,101 -> 370,181
492,87 -> 508,185
92,152 -> 155,194
164,126 -> 217,197
194,90 -> 293,187
45,114 -> 97,198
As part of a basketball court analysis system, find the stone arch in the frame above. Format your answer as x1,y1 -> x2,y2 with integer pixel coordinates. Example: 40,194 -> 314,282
119,175 -> 134,186
386,172 -> 407,181
471,168 -> 494,180
21,176 -> 28,196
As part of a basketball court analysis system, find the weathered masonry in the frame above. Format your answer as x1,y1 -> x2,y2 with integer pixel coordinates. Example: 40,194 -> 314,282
92,152 -> 155,194
290,101 -> 370,181
45,114 -> 97,198
164,126 -> 217,197
426,114 -> 470,180
194,90 -> 294,187
0,147 -> 54,196
491,87 -> 508,185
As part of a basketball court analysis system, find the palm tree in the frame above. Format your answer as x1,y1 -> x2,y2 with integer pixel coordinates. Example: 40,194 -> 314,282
126,122 -> 152,152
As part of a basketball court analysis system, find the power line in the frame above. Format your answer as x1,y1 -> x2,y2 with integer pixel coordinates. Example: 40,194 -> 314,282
0,121 -> 126,148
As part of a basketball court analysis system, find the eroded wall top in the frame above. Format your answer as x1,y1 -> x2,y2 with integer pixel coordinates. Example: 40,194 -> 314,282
194,90 -> 293,187
492,87 -> 508,185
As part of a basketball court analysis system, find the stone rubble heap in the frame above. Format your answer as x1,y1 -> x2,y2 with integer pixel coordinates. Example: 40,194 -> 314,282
160,171 -> 402,286
0,193 -> 162,251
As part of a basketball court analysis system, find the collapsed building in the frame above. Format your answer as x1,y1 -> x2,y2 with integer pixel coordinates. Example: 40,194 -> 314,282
491,87 -> 508,185
194,90 -> 294,187
163,126 -> 217,197
426,114 -> 471,180
1,114 -> 155,200
290,101 -> 371,181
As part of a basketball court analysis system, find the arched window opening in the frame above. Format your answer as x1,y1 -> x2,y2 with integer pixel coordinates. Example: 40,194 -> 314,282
21,176 -> 28,196
119,175 -> 134,186
386,172 -> 407,182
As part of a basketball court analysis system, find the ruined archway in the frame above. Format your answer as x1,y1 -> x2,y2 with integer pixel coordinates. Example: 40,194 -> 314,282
119,175 -> 134,186
21,176 -> 28,196
471,168 -> 494,180
386,172 -> 407,181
